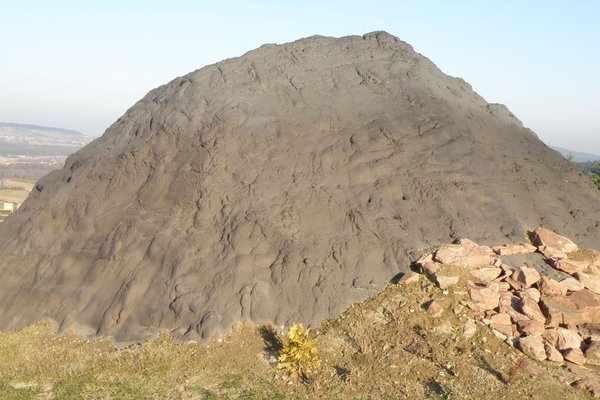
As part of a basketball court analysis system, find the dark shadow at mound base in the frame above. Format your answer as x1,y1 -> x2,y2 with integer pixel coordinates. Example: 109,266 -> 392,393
258,325 -> 282,357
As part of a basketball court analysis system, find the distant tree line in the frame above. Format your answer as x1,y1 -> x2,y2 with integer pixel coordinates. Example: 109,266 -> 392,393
576,161 -> 600,189
0,142 -> 79,157
0,163 -> 59,181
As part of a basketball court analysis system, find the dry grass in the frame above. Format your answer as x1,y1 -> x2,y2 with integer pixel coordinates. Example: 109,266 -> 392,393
568,248 -> 596,263
0,282 -> 594,399
0,321 -> 289,399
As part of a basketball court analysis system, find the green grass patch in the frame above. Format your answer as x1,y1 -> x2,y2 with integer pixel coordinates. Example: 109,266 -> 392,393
219,373 -> 243,389
0,382 -> 41,400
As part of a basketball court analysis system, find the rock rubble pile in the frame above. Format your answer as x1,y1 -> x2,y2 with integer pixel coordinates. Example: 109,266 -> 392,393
405,227 -> 600,397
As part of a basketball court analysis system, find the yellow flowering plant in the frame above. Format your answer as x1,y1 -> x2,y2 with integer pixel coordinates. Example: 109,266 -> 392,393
278,323 -> 320,380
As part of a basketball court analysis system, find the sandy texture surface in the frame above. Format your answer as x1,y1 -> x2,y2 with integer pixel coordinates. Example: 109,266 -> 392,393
0,32 -> 599,343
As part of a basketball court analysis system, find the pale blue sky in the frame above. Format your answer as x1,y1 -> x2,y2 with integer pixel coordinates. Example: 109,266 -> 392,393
1,1 -> 599,153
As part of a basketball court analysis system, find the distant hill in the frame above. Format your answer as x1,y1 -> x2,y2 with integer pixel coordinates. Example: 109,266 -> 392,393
0,122 -> 92,156
576,160 -> 599,174
551,145 -> 600,162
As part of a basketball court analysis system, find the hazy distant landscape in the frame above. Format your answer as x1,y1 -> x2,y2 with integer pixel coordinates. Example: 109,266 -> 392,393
0,123 -> 91,205
0,122 -> 92,182
552,146 -> 600,163
0,122 -> 90,149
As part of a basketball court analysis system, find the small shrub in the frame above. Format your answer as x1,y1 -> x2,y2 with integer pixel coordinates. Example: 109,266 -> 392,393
590,163 -> 600,189
439,380 -> 465,399
278,324 -> 320,380
507,355 -> 525,384
523,229 -> 534,244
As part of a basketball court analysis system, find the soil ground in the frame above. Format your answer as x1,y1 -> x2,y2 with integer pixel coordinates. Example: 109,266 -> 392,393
0,280 -> 593,399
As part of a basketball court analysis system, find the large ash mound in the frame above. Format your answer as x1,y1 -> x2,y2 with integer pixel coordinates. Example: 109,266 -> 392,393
1,32 -> 599,343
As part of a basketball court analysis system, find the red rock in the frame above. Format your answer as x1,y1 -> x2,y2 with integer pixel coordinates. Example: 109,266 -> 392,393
434,242 -> 492,269
489,313 -> 513,337
516,319 -> 545,336
530,227 -> 578,253
453,304 -> 465,315
427,300 -> 443,318
578,323 -> 600,341
516,288 -> 541,303
463,320 -> 477,338
553,259 -> 589,275
498,290 -> 515,305
544,328 -> 560,347
585,341 -> 600,366
518,336 -> 547,361
498,292 -> 530,323
520,359 -> 548,376
492,243 -> 536,256
563,348 -> 586,365
509,310 -> 531,324
519,297 -> 546,322
574,272 -> 600,294
537,276 -> 567,296
505,276 -> 524,291
590,258 -> 600,270
398,271 -> 420,285
512,266 -> 541,288
416,253 -> 440,274
496,282 -> 511,292
560,278 -> 584,292
470,267 -> 502,283
490,328 -> 507,340
539,245 -> 567,260
567,258 -> 592,270
573,378 -> 600,399
435,275 -> 459,289
544,342 -> 564,362
556,327 -> 583,350
528,288 -> 542,303
541,289 -> 600,326
468,283 -> 500,311
500,264 -> 513,276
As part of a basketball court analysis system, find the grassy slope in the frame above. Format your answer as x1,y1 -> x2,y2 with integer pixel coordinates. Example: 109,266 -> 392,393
0,280 -> 592,399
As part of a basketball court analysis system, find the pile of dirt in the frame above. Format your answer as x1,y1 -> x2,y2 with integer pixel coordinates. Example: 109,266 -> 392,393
0,32 -> 599,344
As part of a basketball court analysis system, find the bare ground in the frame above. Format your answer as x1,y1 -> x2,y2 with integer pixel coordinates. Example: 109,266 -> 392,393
0,279 -> 594,399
